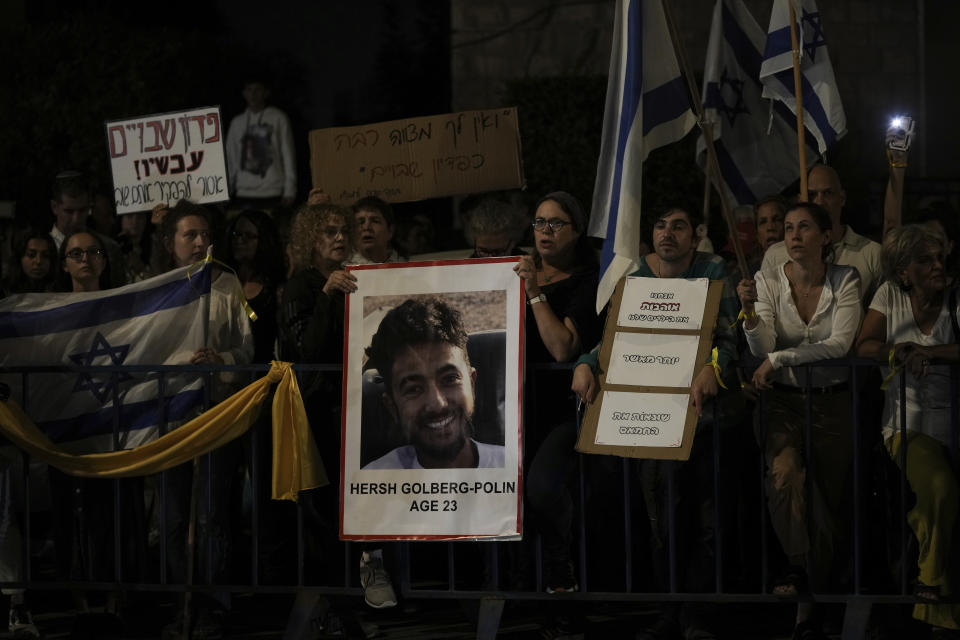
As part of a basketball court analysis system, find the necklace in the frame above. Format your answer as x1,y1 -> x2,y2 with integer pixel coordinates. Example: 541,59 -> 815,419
540,266 -> 563,284
788,266 -> 824,298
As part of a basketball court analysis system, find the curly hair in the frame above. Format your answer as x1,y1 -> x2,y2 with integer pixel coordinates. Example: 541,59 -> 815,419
881,223 -> 947,289
365,296 -> 470,390
288,203 -> 353,272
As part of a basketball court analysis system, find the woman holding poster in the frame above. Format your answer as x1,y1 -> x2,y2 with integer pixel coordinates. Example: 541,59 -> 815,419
513,191 -> 604,594
737,203 -> 862,638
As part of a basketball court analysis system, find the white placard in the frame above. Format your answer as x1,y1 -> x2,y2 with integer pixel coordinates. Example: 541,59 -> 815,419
105,106 -> 228,214
340,259 -> 523,540
605,332 -> 701,388
593,390 -> 689,448
617,276 -> 709,331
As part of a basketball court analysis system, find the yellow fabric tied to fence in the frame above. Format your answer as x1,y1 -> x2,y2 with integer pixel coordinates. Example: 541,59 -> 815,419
0,361 -> 326,501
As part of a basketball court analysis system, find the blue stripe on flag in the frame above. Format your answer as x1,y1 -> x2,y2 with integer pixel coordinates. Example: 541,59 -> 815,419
714,139 -> 757,204
0,267 -> 211,340
600,0 -> 643,278
641,77 -> 690,135
722,1 -> 761,83
763,25 -> 792,60
770,68 -> 838,148
38,387 -> 204,444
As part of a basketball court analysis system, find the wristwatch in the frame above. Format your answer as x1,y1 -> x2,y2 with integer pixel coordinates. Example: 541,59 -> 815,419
528,293 -> 548,306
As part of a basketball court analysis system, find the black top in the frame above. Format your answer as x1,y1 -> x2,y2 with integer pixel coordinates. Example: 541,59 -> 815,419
277,268 -> 345,365
247,282 -> 278,363
525,265 -> 604,364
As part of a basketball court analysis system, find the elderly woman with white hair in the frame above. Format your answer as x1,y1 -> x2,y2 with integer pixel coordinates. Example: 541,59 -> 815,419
856,223 -> 960,635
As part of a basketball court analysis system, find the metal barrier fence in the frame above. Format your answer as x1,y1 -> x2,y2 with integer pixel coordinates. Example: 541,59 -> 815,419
0,359 -> 956,639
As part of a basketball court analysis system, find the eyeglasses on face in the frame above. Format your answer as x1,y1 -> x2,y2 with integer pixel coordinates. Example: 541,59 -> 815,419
66,247 -> 104,261
532,218 -> 570,232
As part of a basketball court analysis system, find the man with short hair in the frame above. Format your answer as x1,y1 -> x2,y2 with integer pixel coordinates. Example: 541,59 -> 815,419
225,79 -> 297,209
49,171 -> 92,250
363,297 -> 505,469
761,164 -> 882,303
572,205 -> 741,639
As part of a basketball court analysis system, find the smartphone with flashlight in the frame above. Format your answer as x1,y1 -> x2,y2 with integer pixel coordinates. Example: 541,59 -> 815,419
886,115 -> 915,152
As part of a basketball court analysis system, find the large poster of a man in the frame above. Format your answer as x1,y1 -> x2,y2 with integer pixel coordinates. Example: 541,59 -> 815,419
340,259 -> 523,540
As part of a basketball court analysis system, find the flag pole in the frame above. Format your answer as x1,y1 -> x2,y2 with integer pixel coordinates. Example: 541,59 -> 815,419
788,0 -> 809,200
702,122 -> 714,224
662,0 -> 749,277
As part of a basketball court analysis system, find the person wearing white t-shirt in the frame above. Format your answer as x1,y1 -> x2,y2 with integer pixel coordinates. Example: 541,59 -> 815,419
738,202 -> 862,639
856,224 -> 960,634
225,80 -> 297,208
761,165 -> 882,305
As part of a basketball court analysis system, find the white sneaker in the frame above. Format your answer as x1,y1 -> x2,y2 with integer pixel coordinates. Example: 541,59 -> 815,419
359,551 -> 397,609
8,605 -> 40,638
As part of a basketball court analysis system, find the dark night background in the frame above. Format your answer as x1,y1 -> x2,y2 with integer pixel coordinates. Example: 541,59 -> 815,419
0,0 -> 452,233
1,0 -> 957,249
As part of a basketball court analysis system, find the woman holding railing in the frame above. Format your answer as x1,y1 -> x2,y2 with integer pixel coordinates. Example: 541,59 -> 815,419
514,191 -> 605,596
736,202 -> 862,639
856,223 -> 960,636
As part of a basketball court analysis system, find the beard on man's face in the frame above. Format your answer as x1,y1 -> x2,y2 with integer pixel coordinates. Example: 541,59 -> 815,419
405,408 -> 475,462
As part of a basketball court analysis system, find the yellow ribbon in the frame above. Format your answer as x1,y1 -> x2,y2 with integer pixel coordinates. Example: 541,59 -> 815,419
880,348 -> 900,391
0,361 -> 325,502
710,347 -> 728,390
187,255 -> 259,322
729,308 -> 757,328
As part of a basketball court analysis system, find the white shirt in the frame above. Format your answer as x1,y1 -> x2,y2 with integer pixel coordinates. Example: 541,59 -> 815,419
225,106 -> 297,200
363,439 -> 505,470
347,249 -> 405,266
870,281 -> 959,445
49,224 -> 65,250
761,225 -> 882,306
745,263 -> 862,387
209,271 -> 255,401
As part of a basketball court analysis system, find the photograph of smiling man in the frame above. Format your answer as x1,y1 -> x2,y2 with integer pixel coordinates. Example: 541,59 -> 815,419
340,259 -> 523,540
362,296 -> 506,470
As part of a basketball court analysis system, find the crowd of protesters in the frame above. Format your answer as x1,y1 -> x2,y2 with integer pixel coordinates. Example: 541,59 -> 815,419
1,90 -> 960,640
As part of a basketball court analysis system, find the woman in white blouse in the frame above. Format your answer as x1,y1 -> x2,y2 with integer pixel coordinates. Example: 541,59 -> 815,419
855,224 -> 960,634
737,202 -> 862,637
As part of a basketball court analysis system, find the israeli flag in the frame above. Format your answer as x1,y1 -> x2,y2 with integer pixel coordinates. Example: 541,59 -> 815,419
759,0 -> 846,154
697,0 -> 819,205
589,0 -> 697,314
0,261 -> 212,454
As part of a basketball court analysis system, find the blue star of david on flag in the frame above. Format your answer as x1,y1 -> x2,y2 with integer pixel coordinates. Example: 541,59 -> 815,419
716,67 -> 749,126
69,332 -> 132,403
801,9 -> 826,62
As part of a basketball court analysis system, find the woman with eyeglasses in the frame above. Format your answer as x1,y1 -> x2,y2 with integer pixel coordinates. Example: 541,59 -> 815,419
221,210 -> 284,363
58,231 -> 111,292
276,204 -> 357,589
513,192 -> 604,596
